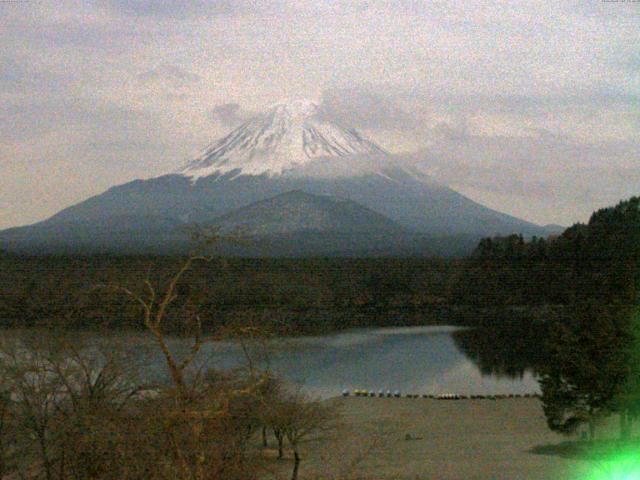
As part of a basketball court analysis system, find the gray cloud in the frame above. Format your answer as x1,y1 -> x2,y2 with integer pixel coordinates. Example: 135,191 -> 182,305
314,84 -> 640,224
404,127 -> 640,224
0,98 -> 163,148
138,64 -> 201,85
439,92 -> 640,116
316,87 -> 640,144
38,23 -> 138,51
2,15 -> 142,55
431,121 -> 469,144
0,58 -> 72,95
626,53 -> 640,72
317,88 -> 425,131
208,103 -> 253,127
103,0 -> 250,18
135,64 -> 203,103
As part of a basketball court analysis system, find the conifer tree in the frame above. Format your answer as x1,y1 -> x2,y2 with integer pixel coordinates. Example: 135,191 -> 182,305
539,302 -> 632,440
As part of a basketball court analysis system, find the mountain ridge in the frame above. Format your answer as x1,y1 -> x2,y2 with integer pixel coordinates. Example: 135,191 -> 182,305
211,190 -> 405,236
0,98 -> 559,256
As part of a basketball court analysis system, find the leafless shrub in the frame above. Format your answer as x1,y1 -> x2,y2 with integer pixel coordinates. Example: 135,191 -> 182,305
1,238 -> 340,480
261,389 -> 334,480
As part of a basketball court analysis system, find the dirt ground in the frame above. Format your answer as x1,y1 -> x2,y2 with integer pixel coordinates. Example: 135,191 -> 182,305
261,397 -> 618,480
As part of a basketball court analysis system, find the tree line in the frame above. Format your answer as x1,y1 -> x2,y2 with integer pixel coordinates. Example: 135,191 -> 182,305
454,197 -> 640,308
456,196 -> 640,440
0,256 -> 457,334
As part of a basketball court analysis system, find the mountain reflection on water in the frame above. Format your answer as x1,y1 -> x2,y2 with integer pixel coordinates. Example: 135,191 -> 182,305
155,325 -> 543,398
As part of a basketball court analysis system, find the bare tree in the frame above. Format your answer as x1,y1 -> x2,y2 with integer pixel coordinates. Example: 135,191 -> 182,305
94,236 -> 269,480
276,393 -> 333,480
51,336 -> 146,479
1,336 -> 63,480
97,257 -> 208,402
256,374 -> 287,458
0,231 -> 339,480
0,333 -> 148,480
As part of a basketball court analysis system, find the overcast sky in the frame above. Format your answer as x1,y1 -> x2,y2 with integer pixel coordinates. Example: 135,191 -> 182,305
1,0 -> 638,229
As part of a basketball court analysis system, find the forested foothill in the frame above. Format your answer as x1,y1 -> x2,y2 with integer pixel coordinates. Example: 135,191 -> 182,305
453,196 -> 640,309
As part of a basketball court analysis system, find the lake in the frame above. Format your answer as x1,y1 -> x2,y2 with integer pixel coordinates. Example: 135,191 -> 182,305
145,325 -> 541,398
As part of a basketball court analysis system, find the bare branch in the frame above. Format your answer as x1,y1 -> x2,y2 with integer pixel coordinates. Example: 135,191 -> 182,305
93,283 -> 152,324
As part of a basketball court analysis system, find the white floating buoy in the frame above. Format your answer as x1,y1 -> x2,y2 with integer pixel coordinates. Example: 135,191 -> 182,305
436,393 -> 461,400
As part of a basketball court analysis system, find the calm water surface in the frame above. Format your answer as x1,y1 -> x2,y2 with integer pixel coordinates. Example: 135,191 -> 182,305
152,325 -> 540,398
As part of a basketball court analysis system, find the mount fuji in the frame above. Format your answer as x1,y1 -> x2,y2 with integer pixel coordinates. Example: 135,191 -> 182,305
0,99 -> 557,256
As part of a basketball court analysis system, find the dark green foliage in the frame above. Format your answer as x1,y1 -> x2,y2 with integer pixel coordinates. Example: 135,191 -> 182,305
539,302 -> 635,438
613,310 -> 640,439
0,257 -> 457,334
454,196 -> 640,307
454,196 -> 640,439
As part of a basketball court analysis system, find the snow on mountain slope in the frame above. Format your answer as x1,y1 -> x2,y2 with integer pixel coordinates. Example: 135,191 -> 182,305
177,99 -> 388,179
0,97 -> 556,256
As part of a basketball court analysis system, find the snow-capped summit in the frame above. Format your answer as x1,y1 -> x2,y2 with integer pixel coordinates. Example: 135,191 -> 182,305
268,97 -> 319,119
0,96 -> 557,256
177,98 -> 387,179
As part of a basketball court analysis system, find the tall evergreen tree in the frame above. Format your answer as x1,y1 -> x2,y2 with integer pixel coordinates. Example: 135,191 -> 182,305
539,302 -> 633,440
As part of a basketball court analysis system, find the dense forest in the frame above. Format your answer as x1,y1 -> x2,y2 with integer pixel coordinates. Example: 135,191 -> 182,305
450,197 -> 640,440
456,196 -> 640,439
0,256 -> 459,333
454,196 -> 640,308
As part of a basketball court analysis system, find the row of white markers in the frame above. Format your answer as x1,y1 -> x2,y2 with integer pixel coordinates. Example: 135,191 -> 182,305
343,390 -> 541,400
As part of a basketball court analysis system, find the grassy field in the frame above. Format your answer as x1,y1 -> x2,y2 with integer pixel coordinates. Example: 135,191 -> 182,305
262,397 -> 626,480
